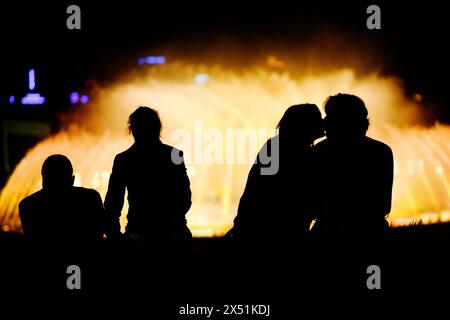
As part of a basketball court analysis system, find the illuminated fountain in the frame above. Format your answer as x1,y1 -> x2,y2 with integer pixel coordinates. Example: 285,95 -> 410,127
1,62 -> 449,236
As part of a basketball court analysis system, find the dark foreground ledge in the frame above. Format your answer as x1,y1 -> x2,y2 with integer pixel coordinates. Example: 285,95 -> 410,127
1,230 -> 450,302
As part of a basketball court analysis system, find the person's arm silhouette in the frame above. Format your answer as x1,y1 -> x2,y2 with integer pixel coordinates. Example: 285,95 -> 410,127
105,155 -> 126,239
230,155 -> 263,238
167,149 -> 192,225
88,189 -> 107,240
375,145 -> 394,218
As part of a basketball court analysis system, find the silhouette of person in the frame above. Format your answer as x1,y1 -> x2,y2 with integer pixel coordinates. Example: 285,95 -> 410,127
311,93 -> 394,240
228,104 -> 324,245
104,106 -> 192,245
19,154 -> 105,243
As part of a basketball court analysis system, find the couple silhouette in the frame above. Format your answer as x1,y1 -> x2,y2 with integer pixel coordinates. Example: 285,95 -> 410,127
18,93 -> 393,247
230,93 -> 394,244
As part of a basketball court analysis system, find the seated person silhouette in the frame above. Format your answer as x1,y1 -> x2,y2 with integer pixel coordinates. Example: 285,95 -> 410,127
19,154 -> 105,243
228,104 -> 324,245
311,93 -> 394,239
104,106 -> 192,245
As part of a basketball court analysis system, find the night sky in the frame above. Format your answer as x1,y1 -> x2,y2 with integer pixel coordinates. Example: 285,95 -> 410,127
1,1 -> 448,121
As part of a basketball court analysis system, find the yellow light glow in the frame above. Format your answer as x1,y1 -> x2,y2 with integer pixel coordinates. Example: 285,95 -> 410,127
1,62 -> 449,236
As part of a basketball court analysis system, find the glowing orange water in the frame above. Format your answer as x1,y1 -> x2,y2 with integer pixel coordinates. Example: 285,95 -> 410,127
0,63 -> 449,236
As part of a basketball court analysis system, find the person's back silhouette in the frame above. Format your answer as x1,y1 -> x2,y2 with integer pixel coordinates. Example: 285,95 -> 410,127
19,154 -> 105,243
104,107 -> 192,245
228,104 -> 324,245
311,94 -> 394,239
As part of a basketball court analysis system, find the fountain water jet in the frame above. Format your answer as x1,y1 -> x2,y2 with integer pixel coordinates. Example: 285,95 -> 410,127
1,63 -> 449,236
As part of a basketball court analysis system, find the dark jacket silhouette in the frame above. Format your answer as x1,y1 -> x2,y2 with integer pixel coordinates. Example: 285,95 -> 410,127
105,107 -> 192,243
229,104 -> 324,243
19,155 -> 105,243
311,94 -> 394,238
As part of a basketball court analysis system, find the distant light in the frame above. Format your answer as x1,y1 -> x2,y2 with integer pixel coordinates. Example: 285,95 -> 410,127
137,57 -> 146,66
21,93 -> 45,105
70,92 -> 80,104
145,56 -> 165,64
29,69 -> 36,90
435,166 -> 444,175
413,93 -> 423,103
80,94 -> 89,104
195,73 -> 209,85
9,96 -> 14,104
442,211 -> 450,222
138,56 -> 166,66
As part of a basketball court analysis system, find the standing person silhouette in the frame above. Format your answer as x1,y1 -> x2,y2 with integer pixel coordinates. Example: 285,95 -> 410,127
311,94 -> 394,240
105,107 -> 192,246
19,154 -> 105,243
228,104 -> 324,246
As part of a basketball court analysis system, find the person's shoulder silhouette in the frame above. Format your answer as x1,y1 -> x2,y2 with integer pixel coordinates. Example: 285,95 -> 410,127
229,104 -> 324,245
18,154 -> 105,243
312,93 -> 394,239
105,106 -> 192,245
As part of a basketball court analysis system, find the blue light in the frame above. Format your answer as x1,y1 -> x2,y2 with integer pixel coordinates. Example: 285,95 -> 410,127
9,96 -> 15,104
194,73 -> 209,85
29,69 -> 36,90
21,69 -> 45,106
137,56 -> 166,66
145,56 -> 158,64
21,93 -> 45,105
80,94 -> 89,104
140,55 -> 166,65
70,92 -> 80,104
137,57 -> 146,66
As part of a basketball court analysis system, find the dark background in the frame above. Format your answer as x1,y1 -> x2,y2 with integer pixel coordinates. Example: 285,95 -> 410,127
0,0 -> 448,118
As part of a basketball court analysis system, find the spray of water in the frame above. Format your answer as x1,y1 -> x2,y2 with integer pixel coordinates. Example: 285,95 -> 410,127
1,62 -> 449,236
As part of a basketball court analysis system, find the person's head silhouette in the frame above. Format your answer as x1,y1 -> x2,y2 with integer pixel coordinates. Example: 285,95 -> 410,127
277,104 -> 324,146
323,93 -> 369,140
128,106 -> 162,144
41,154 -> 74,189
